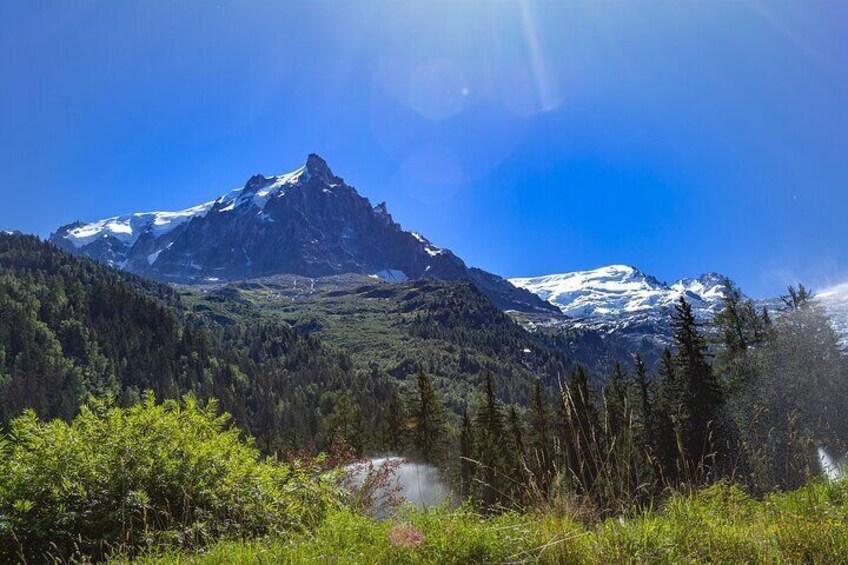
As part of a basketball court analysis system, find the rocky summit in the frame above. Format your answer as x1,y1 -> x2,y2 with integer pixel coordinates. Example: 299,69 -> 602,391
50,154 -> 556,314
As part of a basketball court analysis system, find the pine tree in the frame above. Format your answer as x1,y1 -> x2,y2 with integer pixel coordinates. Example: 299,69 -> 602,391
474,370 -> 506,508
633,353 -> 655,454
670,297 -> 724,471
382,389 -> 407,454
410,369 -> 445,464
527,379 -> 553,491
781,284 -> 813,311
713,281 -> 769,392
325,393 -> 365,455
459,407 -> 473,499
655,347 -> 681,478
506,404 -> 527,500
743,284 -> 848,489
603,361 -> 629,441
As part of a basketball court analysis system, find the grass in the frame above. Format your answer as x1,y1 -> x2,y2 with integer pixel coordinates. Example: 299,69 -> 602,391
118,479 -> 848,564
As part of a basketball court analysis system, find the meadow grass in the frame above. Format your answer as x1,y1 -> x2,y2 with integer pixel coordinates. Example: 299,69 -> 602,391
121,479 -> 848,564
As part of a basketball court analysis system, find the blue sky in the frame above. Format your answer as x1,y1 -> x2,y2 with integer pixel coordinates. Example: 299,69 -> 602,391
1,1 -> 846,298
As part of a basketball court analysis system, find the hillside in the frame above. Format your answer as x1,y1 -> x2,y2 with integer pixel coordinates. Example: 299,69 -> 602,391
181,273 -> 570,409
0,232 -> 385,451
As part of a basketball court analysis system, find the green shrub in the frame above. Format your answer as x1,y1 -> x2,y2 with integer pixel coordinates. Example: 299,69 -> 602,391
0,396 -> 341,562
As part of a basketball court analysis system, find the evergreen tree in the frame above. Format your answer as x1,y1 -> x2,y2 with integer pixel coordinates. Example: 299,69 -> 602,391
741,284 -> 848,490
474,370 -> 507,508
382,389 -> 407,454
459,407 -> 473,499
603,361 -> 630,441
325,393 -> 365,455
670,297 -> 724,472
506,404 -> 527,500
655,347 -> 681,478
713,281 -> 769,392
633,353 -> 655,455
527,379 -> 553,491
781,284 -> 813,311
410,369 -> 445,464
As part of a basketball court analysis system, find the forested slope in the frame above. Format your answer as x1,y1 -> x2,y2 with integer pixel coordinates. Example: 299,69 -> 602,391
0,233 -> 384,451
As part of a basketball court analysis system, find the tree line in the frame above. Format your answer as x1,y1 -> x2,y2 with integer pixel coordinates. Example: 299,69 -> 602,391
329,282 -> 848,512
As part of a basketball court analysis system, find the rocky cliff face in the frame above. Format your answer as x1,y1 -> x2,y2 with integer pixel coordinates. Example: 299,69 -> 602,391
51,154 -> 557,314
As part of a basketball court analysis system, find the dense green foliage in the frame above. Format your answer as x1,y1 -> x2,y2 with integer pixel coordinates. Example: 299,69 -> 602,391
0,233 -> 204,422
0,234 -> 391,453
0,397 -> 340,563
445,281 -> 848,516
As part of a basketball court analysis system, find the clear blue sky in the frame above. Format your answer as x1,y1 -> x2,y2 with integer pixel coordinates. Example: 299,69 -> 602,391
1,1 -> 846,297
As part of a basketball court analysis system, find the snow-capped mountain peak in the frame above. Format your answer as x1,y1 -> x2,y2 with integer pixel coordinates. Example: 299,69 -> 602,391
671,273 -> 729,304
50,155 -> 557,314
510,265 -> 722,319
510,265 -> 730,340
508,265 -> 733,367
60,161 -> 316,252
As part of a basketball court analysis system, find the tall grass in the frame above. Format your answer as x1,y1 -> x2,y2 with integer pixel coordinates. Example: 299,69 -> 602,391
121,479 -> 848,564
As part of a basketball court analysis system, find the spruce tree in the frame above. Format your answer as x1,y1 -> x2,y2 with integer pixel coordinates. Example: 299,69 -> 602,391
410,369 -> 445,464
713,281 -> 768,392
528,379 -> 553,490
506,404 -> 527,500
603,361 -> 629,441
383,389 -> 407,454
781,284 -> 813,311
633,353 -> 655,453
459,407 -> 474,499
474,370 -> 506,508
670,297 -> 724,471
656,347 -> 681,478
325,393 -> 365,455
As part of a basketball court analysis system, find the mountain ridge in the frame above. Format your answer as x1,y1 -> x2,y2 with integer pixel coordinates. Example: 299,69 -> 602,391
50,154 -> 557,315
510,264 -> 728,331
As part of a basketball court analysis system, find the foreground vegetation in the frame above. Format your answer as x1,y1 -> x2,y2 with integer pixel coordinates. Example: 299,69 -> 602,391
0,398 -> 341,562
2,397 -> 846,564
123,479 -> 848,564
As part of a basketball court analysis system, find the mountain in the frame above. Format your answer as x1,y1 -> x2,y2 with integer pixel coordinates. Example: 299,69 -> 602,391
511,265 -> 728,334
50,154 -> 555,314
509,265 -> 731,369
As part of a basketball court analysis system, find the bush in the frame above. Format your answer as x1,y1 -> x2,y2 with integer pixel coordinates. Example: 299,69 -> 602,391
0,396 -> 341,562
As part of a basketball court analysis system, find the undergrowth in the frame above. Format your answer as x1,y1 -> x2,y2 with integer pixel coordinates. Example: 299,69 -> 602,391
123,480 -> 848,564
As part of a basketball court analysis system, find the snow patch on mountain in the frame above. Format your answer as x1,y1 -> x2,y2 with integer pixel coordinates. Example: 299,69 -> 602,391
411,232 -> 444,257
370,270 -> 410,283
